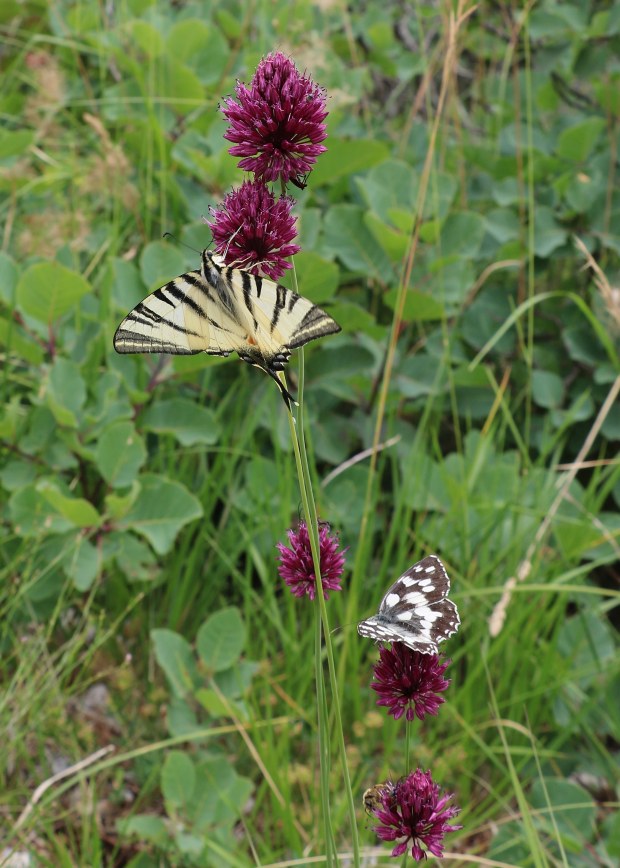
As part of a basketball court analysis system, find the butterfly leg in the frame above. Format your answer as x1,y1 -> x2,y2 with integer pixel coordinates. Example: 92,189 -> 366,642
264,365 -> 297,410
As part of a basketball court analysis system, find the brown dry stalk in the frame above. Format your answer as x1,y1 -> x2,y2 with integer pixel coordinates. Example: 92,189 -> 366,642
357,0 -> 478,555
489,373 -> 620,637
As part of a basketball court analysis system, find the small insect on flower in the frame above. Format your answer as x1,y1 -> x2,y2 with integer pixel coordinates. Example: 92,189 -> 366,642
363,779 -> 397,814
358,555 -> 460,655
277,521 -> 346,601
368,768 -> 462,861
290,172 -> 310,190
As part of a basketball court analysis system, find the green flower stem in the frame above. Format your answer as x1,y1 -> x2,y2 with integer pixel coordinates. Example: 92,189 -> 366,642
284,362 -> 360,867
281,261 -> 360,866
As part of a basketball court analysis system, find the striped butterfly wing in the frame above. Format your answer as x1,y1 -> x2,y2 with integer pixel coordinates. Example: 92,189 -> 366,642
113,266 -> 247,358
113,250 -> 341,407
221,259 -> 341,361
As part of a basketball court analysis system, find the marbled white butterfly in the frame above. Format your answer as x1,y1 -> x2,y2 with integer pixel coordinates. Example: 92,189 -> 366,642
357,555 -> 460,654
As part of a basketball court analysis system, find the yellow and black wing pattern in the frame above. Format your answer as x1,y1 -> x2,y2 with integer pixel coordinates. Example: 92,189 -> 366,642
114,250 -> 341,405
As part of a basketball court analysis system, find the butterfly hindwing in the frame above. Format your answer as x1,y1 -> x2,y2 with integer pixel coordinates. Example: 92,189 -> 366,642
358,555 -> 460,654
223,258 -> 341,355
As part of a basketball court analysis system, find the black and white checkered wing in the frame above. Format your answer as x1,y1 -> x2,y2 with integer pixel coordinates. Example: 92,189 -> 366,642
357,555 -> 460,654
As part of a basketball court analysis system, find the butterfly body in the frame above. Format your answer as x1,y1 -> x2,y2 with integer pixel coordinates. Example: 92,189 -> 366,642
114,249 -> 340,406
357,555 -> 460,654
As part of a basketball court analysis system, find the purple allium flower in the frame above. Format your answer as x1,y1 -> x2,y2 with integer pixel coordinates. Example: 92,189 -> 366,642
370,768 -> 462,861
276,521 -> 346,600
221,51 -> 328,186
370,644 -> 451,722
205,180 -> 300,280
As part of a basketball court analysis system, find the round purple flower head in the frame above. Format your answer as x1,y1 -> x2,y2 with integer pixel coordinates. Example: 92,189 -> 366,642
206,180 -> 300,280
370,768 -> 462,861
277,521 -> 346,600
371,644 -> 451,722
221,51 -> 328,187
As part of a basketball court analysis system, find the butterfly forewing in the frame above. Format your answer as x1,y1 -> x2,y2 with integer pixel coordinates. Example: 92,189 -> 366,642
113,268 -> 245,357
358,554 -> 460,655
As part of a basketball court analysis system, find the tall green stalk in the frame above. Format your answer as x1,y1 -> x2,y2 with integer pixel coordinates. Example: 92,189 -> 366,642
283,276 -> 360,865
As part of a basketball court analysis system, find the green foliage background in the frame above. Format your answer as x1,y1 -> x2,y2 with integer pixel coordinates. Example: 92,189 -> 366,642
1,1 -> 619,865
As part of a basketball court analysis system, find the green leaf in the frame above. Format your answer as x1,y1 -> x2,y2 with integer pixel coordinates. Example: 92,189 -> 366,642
593,74 -> 620,116
36,480 -> 101,529
152,628 -> 198,697
17,262 -> 90,324
532,207 -> 568,257
0,128 -> 34,159
62,537 -> 100,591
140,242 -> 189,290
0,315 -> 44,364
440,211 -> 486,258
320,204 -> 396,283
111,257 -> 146,310
167,19 -> 229,85
0,459 -> 37,492
161,750 -> 196,812
364,212 -> 408,260
9,484 -> 73,537
395,355 -> 444,398
117,474 -> 203,555
125,20 -> 164,57
311,138 -> 390,185
384,287 -> 444,321
532,370 -> 564,408
292,252 -> 339,303
141,399 -> 220,447
104,482 -> 140,520
484,208 -> 521,244
166,18 -> 211,62
556,118 -> 606,162
564,169 -> 601,213
45,357 -> 87,428
530,778 -> 595,849
196,607 -> 246,673
119,815 -> 168,846
167,696 -> 199,738
105,530 -> 157,581
356,159 -> 416,220
0,251 -> 18,305
95,421 -> 146,487
357,161 -> 456,223
158,57 -> 204,115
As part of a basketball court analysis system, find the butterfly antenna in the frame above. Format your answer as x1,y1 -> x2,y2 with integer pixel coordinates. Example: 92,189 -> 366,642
162,232 -> 200,256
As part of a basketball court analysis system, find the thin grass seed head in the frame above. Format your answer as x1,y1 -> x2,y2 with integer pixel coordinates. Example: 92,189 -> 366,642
221,51 -> 328,187
369,768 -> 462,861
370,644 -> 451,722
276,521 -> 346,600
205,180 -> 300,280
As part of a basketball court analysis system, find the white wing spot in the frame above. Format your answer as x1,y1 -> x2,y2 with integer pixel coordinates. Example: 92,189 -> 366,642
418,578 -> 432,587
414,565 -> 423,572
396,611 -> 413,622
416,606 -> 441,622
385,593 -> 401,608
401,576 -> 415,587
403,591 -> 428,606
425,566 -> 435,573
